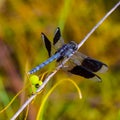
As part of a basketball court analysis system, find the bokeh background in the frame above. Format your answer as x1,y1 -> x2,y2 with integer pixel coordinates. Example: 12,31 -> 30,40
0,0 -> 120,120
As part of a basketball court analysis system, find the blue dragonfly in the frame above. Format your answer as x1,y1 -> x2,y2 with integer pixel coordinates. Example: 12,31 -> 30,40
28,27 -> 108,81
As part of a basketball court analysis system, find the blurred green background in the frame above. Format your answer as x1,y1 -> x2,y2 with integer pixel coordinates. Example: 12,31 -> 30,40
0,0 -> 120,120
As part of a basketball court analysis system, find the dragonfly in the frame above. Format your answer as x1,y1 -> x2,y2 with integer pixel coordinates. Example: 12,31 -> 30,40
28,27 -> 108,81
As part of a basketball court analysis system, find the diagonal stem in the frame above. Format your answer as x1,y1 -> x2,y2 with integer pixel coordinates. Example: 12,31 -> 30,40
78,1 -> 120,49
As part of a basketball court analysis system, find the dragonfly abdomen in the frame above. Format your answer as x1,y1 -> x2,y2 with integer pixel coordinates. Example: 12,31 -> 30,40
28,53 -> 60,74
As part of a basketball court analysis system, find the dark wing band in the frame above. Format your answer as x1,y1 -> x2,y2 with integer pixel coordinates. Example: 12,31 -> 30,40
68,65 -> 101,82
41,32 -> 51,57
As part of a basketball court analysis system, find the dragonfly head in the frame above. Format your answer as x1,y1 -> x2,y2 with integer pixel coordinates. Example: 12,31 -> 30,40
69,41 -> 78,51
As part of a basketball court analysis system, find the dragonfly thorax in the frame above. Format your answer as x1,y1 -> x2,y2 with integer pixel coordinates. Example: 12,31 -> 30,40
56,41 -> 78,61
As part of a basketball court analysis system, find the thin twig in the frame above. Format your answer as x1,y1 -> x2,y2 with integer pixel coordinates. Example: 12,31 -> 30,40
10,1 -> 120,120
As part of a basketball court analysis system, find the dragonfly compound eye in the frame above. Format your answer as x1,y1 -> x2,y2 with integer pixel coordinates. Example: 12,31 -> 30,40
70,41 -> 78,50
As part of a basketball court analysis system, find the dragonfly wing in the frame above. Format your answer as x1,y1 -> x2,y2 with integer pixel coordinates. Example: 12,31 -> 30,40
68,65 -> 101,82
41,27 -> 65,57
61,51 -> 108,81
62,60 -> 101,82
53,27 -> 65,49
81,57 -> 108,73
71,52 -> 108,73
41,32 -> 52,57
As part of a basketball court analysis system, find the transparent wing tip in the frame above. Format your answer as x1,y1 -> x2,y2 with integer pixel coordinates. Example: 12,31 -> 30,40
98,64 -> 108,73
